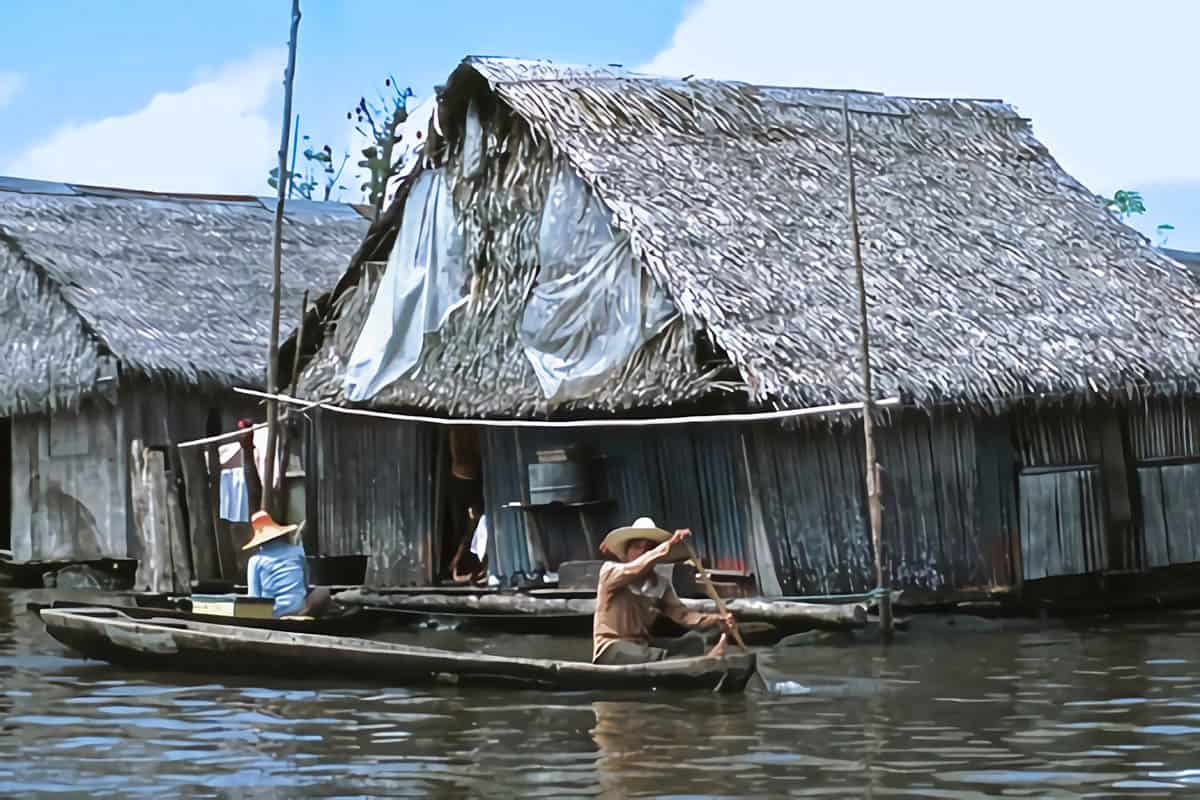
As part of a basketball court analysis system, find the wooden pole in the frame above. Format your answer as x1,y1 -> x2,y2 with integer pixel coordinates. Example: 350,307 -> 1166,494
684,542 -> 747,650
262,0 -> 302,517
275,291 -> 308,524
841,97 -> 893,641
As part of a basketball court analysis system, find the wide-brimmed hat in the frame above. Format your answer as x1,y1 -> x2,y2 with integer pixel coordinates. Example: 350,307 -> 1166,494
242,510 -> 298,551
600,517 -> 671,560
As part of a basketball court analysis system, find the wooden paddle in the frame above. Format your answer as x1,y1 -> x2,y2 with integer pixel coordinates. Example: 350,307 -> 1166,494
683,541 -> 747,651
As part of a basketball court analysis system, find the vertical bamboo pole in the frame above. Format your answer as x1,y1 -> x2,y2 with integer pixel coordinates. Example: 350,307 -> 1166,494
263,0 -> 302,516
275,292 -> 308,524
842,97 -> 893,641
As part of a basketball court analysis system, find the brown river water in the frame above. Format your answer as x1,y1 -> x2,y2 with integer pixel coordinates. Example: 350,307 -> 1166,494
3,589 -> 1200,798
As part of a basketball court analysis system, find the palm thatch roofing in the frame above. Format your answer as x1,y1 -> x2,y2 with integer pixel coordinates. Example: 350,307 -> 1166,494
0,176 -> 371,415
295,56 -> 1200,418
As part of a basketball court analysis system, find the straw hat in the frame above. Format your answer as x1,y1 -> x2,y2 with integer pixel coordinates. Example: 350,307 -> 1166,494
241,510 -> 299,551
600,517 -> 672,560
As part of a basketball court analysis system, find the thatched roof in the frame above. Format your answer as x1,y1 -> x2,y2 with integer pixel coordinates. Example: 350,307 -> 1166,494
0,177 -> 370,415
297,57 -> 1200,417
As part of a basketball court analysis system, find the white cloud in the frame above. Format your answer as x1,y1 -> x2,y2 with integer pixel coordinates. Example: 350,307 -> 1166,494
0,72 -> 25,108
7,50 -> 285,194
643,0 -> 1198,194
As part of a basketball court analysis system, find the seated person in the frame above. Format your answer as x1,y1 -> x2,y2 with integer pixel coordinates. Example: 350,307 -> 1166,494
244,511 -> 330,618
449,506 -> 489,585
592,516 -> 733,665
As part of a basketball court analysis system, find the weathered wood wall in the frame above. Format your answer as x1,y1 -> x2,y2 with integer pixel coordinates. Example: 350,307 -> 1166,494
8,377 -> 258,570
1129,397 -> 1200,569
10,399 -> 125,561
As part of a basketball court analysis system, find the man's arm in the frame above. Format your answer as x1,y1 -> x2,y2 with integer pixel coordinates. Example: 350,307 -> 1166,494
247,555 -> 263,597
601,530 -> 691,590
659,585 -> 721,629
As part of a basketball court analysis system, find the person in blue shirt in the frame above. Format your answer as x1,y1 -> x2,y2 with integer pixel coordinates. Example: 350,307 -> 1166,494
244,510 -> 329,617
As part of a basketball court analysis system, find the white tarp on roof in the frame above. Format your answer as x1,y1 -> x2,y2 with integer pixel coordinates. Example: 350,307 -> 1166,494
518,166 -> 677,402
383,95 -> 438,209
343,168 -> 467,402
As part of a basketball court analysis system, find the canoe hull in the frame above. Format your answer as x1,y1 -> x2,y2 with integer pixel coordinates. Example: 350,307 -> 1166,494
40,608 -> 757,693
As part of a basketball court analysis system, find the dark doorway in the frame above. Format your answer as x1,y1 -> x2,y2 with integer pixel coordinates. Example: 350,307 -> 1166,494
438,426 -> 485,584
0,418 -> 11,552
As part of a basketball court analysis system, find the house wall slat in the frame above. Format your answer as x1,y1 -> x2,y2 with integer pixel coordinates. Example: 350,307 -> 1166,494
1129,398 -> 1200,461
1018,467 -> 1105,580
315,411 -> 433,586
747,420 -> 871,595
1160,464 -> 1200,564
1137,467 -> 1171,568
10,401 -> 125,562
746,411 -> 1017,596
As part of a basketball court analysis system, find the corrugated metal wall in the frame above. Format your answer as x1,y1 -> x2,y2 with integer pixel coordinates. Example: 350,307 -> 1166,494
744,410 -> 1017,596
482,424 -> 749,582
313,410 -> 435,586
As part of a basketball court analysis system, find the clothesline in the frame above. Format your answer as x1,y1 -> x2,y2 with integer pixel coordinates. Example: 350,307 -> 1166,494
230,386 -> 904,429
175,398 -> 326,449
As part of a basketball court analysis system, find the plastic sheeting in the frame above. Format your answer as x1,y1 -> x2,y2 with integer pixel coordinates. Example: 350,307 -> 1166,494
461,99 -> 484,180
519,166 -> 676,402
344,169 -> 467,402
383,96 -> 438,209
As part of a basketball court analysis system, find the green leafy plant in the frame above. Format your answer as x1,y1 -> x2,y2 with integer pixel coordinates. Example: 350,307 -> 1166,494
1103,189 -> 1146,219
350,77 -> 415,211
1156,223 -> 1176,247
268,134 -> 349,201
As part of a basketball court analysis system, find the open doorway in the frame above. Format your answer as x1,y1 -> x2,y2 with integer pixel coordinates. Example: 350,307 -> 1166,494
0,418 -> 11,553
437,426 -> 486,585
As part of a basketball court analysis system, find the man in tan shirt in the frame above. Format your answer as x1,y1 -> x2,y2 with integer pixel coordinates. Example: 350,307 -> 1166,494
592,517 -> 733,665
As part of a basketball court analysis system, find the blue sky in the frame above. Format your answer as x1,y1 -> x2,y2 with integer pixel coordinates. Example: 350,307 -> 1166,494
2,0 -> 1195,248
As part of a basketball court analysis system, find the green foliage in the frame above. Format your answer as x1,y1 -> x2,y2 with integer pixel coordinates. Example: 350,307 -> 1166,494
268,134 -> 349,202
350,77 -> 414,210
1103,189 -> 1146,219
1156,223 -> 1175,247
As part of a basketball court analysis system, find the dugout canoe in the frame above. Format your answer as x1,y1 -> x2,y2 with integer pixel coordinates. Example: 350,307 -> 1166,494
27,600 -> 382,637
40,607 -> 756,693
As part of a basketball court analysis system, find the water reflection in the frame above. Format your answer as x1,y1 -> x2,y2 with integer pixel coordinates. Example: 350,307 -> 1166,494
3,588 -> 1200,796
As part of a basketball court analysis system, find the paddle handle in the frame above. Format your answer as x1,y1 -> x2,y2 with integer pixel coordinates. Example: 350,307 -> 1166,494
684,541 -> 747,650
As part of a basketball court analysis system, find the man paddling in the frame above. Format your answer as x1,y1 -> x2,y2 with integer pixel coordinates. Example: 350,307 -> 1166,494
592,517 -> 733,665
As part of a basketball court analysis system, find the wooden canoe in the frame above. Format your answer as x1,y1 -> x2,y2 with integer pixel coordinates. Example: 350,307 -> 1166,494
27,600 -> 383,637
40,607 -> 757,693
0,557 -> 138,589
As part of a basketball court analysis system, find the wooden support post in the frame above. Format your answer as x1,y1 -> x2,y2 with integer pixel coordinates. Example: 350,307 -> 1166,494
262,0 -> 302,517
130,441 -> 174,594
179,447 -> 218,582
275,291 -> 309,524
841,97 -> 892,641
164,464 -> 192,594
